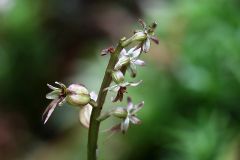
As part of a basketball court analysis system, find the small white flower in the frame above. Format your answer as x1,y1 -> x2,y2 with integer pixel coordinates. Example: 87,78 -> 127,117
43,82 -> 95,125
134,19 -> 159,53
115,47 -> 145,77
101,97 -> 144,134
120,97 -> 144,133
104,80 -> 142,102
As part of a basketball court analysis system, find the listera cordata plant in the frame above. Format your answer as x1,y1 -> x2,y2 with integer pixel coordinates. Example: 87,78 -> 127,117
42,19 -> 158,160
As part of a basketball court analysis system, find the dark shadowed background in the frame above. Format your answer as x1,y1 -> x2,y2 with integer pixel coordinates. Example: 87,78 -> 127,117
0,0 -> 240,159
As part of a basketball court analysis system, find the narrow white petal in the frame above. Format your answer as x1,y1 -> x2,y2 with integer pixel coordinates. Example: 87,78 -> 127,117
129,116 -> 141,125
127,97 -> 134,111
55,81 -> 66,88
128,63 -> 137,78
128,47 -> 136,54
114,56 -> 130,70
120,48 -> 127,56
46,90 -> 60,100
132,101 -> 144,114
133,59 -> 145,66
103,84 -> 118,92
129,80 -> 143,87
47,84 -> 59,90
143,38 -> 150,53
58,98 -> 66,106
121,117 -> 130,133
132,48 -> 141,58
43,99 -> 60,124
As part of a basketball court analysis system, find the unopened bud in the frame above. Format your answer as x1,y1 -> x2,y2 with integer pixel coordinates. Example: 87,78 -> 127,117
111,107 -> 127,119
132,31 -> 147,42
66,84 -> 90,106
112,70 -> 124,84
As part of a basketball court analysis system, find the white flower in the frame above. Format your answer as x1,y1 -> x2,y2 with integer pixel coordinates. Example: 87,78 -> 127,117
134,19 -> 159,53
104,80 -> 142,102
100,97 -> 144,134
120,97 -> 144,133
114,47 -> 145,77
42,82 -> 95,125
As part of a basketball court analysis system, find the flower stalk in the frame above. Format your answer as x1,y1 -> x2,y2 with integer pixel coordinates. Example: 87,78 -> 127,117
87,39 -> 127,160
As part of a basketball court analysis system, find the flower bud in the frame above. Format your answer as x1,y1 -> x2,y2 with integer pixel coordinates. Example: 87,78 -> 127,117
66,84 -> 90,106
112,70 -> 124,84
132,31 -> 147,42
111,107 -> 127,119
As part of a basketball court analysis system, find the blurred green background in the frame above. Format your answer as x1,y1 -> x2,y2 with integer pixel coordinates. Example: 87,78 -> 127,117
0,0 -> 240,159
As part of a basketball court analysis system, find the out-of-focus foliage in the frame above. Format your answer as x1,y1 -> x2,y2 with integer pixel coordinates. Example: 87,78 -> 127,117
0,0 -> 240,159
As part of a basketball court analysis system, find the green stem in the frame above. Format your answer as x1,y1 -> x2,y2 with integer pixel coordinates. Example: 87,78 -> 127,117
87,36 -> 134,160
87,43 -> 120,160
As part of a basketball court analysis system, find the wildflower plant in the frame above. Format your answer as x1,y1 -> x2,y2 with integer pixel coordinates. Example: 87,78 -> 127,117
42,19 -> 159,160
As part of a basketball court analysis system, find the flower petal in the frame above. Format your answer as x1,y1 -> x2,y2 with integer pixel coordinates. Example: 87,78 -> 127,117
55,81 -> 66,88
42,98 -> 62,124
103,84 -> 119,92
142,38 -> 150,53
127,47 -> 136,55
79,104 -> 92,128
114,56 -> 130,70
131,48 -> 141,58
133,59 -> 145,66
104,123 -> 121,133
58,97 -> 66,106
120,48 -> 127,56
47,84 -> 59,90
128,63 -> 137,78
129,80 -> 143,87
132,101 -> 144,114
46,90 -> 61,100
129,116 -> 141,125
121,117 -> 130,133
127,97 -> 134,112
150,36 -> 159,44
112,88 -> 124,102
119,82 -> 130,87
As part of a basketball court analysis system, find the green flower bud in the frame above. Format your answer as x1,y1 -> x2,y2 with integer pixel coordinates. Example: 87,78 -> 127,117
132,31 -> 147,42
112,70 -> 124,84
66,84 -> 90,106
111,107 -> 127,119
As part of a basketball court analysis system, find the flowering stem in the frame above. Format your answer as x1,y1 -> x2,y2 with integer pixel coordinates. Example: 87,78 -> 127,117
87,38 -> 129,160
